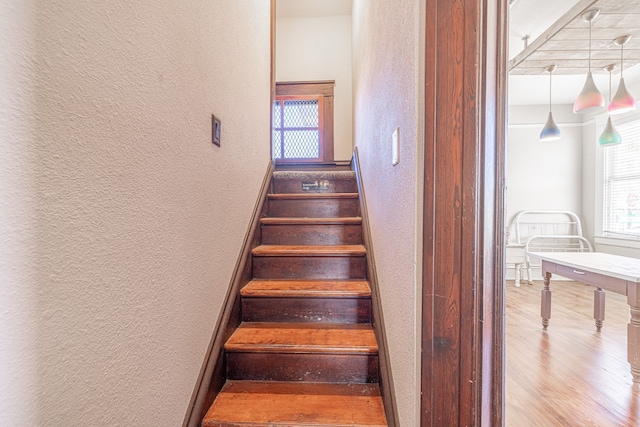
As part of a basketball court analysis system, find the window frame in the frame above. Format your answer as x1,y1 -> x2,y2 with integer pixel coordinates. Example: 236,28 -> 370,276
273,81 -> 335,164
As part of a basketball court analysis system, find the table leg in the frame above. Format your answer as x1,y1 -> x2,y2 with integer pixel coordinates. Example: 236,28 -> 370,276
629,305 -> 640,383
627,279 -> 640,383
541,272 -> 552,330
594,288 -> 605,332
515,263 -> 521,287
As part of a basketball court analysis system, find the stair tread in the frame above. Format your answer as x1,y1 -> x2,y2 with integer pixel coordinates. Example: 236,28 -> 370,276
273,170 -> 356,179
261,216 -> 362,225
268,192 -> 358,199
225,323 -> 378,354
202,381 -> 387,427
252,244 -> 366,256
241,279 -> 371,297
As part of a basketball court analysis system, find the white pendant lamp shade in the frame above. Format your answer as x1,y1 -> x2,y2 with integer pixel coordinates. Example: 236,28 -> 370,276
540,64 -> 561,141
609,35 -> 636,115
574,71 -> 605,114
609,78 -> 636,114
540,112 -> 562,141
574,9 -> 605,114
599,64 -> 622,146
599,116 -> 622,146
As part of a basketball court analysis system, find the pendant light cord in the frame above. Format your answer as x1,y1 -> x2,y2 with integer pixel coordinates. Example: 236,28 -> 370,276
549,69 -> 553,112
609,68 -> 612,103
621,43 -> 625,78
589,18 -> 593,72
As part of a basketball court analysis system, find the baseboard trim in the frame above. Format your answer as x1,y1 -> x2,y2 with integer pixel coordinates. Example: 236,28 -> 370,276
352,148 -> 400,427
182,161 -> 274,427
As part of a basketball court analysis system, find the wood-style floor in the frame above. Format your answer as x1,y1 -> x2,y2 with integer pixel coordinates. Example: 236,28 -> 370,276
506,280 -> 640,426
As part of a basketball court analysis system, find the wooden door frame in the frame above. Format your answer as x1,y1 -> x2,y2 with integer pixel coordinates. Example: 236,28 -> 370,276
421,0 -> 507,425
271,0 -> 276,164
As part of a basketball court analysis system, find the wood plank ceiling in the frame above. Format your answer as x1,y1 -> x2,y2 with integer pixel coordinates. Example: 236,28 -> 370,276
510,0 -> 640,75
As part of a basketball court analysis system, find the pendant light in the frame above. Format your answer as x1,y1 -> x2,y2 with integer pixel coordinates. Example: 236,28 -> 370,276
573,9 -> 605,114
599,64 -> 622,146
608,35 -> 636,115
540,65 -> 561,141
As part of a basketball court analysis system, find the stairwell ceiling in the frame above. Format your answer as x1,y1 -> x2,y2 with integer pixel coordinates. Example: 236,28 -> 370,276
276,0 -> 352,18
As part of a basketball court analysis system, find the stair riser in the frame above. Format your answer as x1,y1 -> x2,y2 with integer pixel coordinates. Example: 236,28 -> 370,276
253,256 -> 366,280
226,353 -> 379,383
261,224 -> 362,245
268,199 -> 359,218
242,297 -> 372,323
273,178 -> 357,194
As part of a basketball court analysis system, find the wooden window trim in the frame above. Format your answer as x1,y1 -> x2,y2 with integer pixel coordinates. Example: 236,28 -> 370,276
273,81 -> 334,164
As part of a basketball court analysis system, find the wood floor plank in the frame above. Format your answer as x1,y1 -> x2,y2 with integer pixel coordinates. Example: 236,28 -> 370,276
202,381 -> 387,427
241,279 -> 371,297
225,322 -> 378,354
506,280 -> 640,427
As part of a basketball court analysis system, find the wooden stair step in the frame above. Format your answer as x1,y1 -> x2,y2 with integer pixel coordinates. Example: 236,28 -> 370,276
267,193 -> 359,218
241,280 -> 372,324
241,279 -> 371,298
202,381 -> 387,427
261,218 -> 363,245
225,323 -> 378,354
261,216 -> 362,225
253,253 -> 366,280
272,170 -> 357,194
268,192 -> 358,200
225,323 -> 379,382
252,244 -> 366,257
272,170 -> 357,179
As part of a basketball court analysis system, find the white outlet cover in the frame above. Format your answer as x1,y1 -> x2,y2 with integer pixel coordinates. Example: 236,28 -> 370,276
392,127 -> 400,166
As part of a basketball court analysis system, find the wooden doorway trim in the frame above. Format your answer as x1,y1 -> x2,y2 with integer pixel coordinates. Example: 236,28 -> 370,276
270,0 -> 276,164
421,0 -> 507,425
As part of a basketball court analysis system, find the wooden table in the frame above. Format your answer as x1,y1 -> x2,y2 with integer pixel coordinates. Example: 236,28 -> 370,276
528,251 -> 640,383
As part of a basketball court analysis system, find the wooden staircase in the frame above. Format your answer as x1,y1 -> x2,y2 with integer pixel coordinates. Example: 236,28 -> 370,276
202,168 -> 388,427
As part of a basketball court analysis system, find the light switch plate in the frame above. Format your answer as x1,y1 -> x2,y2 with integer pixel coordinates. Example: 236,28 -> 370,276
392,127 -> 400,166
212,114 -> 221,147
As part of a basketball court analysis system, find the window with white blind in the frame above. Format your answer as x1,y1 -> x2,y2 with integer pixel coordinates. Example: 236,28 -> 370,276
603,118 -> 640,237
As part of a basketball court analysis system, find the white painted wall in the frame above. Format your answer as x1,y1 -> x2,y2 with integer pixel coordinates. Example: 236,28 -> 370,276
276,15 -> 353,161
0,1 -> 270,426
506,104 -> 584,236
352,0 -> 423,425
505,104 -> 583,280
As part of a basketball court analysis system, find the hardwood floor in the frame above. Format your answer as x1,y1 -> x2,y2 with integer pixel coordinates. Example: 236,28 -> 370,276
507,280 -> 640,426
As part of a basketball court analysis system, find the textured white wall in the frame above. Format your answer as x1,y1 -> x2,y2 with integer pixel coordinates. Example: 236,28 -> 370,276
276,15 -> 353,161
0,1 -> 270,426
352,1 -> 422,425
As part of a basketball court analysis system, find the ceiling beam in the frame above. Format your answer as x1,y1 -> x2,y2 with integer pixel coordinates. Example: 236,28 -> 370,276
509,0 -> 601,71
